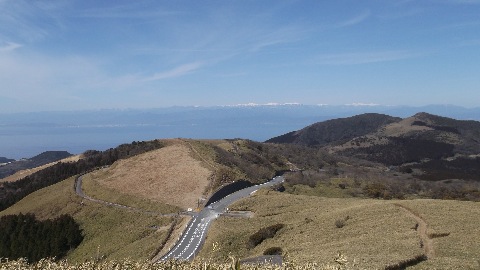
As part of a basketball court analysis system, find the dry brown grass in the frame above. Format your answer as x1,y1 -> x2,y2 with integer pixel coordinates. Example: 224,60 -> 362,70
380,116 -> 434,137
0,177 -> 173,263
199,191 -> 424,269
0,258 -> 345,270
0,155 -> 82,183
200,191 -> 480,269
88,143 -> 212,210
397,200 -> 480,269
151,215 -> 192,261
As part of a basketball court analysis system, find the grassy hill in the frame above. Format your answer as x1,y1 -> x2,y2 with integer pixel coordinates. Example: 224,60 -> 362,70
4,181 -> 479,269
1,137 -> 479,268
199,189 -> 480,269
0,138 -> 288,263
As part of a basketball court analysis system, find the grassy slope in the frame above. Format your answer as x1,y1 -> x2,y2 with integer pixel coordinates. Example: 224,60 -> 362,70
86,142 -> 212,210
199,190 -> 480,269
0,175 -> 176,263
399,200 -> 480,269
2,138 -> 479,268
0,139 -> 225,263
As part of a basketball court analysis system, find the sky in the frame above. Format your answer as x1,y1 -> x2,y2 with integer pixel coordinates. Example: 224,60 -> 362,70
1,0 -> 480,113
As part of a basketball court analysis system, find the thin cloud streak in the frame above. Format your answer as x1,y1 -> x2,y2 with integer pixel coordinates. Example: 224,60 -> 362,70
315,51 -> 421,65
142,62 -> 203,82
248,25 -> 307,52
0,0 -> 65,42
77,8 -> 177,19
337,10 -> 371,27
0,42 -> 22,52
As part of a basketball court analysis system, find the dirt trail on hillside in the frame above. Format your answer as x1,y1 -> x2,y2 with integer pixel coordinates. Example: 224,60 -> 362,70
394,203 -> 435,259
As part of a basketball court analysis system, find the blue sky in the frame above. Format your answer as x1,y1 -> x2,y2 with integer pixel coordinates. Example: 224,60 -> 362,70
1,0 -> 479,113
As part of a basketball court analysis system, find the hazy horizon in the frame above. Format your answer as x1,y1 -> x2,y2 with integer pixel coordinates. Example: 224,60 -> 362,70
1,103 -> 480,115
2,104 -> 480,160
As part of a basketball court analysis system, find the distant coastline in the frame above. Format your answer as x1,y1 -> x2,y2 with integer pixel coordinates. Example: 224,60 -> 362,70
2,104 -> 479,159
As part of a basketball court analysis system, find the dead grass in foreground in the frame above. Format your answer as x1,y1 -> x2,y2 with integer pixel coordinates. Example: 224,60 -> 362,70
0,258 -> 346,270
88,143 -> 212,210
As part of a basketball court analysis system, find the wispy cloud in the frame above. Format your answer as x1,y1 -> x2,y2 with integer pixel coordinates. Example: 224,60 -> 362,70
143,62 -> 203,82
77,5 -> 177,19
345,103 -> 380,106
316,50 -> 420,65
249,25 -> 306,52
0,42 -> 22,52
0,0 -> 66,42
337,10 -> 371,27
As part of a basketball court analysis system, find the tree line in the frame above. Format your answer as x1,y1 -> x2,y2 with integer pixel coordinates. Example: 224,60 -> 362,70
0,213 -> 83,262
0,140 -> 165,211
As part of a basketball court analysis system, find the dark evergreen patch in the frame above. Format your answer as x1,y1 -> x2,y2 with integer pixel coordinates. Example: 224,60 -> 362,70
340,137 -> 455,166
0,213 -> 83,262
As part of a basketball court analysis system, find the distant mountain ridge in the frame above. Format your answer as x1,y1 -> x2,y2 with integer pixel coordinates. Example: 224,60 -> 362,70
0,151 -> 73,179
267,112 -> 480,181
266,113 -> 401,146
0,157 -> 15,164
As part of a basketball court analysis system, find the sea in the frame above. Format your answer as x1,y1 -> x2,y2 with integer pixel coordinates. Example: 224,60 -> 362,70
2,104 -> 479,160
0,122 -> 296,160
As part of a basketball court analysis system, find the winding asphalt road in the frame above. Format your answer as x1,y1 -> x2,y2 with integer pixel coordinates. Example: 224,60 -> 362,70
159,175 -> 285,261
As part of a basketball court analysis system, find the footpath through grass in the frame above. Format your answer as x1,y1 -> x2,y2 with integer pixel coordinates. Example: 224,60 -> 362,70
200,189 -> 480,269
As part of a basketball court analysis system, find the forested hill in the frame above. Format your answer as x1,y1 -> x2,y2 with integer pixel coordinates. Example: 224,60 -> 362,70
0,157 -> 15,164
266,112 -> 480,181
266,113 -> 401,145
0,151 -> 73,179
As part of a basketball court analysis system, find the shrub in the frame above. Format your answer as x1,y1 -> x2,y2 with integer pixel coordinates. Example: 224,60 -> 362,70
384,254 -> 427,270
428,232 -> 450,239
247,224 -> 284,249
263,247 -> 283,255
363,182 -> 388,199
334,219 -> 346,228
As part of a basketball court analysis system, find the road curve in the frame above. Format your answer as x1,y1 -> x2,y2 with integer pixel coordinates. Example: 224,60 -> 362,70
159,175 -> 285,261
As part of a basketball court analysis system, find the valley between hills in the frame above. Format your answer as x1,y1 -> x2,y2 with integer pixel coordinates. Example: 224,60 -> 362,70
1,113 -> 480,269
